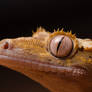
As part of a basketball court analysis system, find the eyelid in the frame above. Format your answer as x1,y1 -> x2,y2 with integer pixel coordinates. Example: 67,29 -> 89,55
47,31 -> 79,59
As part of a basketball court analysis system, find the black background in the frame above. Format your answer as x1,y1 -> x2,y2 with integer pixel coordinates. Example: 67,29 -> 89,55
0,0 -> 92,92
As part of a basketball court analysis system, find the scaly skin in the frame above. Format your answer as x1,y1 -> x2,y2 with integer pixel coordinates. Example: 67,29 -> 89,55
0,27 -> 92,92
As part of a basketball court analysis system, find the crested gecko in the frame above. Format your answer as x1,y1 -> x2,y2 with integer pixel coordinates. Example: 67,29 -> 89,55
0,27 -> 92,92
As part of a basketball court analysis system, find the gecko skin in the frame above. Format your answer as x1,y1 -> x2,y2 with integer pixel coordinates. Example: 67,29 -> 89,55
0,27 -> 92,92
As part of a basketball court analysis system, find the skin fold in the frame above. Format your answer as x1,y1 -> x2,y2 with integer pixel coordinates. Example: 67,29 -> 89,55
0,27 -> 92,92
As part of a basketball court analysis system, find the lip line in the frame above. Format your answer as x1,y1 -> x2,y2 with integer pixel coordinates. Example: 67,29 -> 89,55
0,54 -> 87,79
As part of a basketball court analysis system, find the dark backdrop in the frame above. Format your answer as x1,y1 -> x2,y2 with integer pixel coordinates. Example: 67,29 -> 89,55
0,0 -> 92,92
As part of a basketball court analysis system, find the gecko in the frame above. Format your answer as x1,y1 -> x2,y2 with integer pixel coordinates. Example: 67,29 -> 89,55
0,27 -> 92,92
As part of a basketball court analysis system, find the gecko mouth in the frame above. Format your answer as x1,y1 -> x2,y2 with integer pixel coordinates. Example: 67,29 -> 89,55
0,52 -> 88,80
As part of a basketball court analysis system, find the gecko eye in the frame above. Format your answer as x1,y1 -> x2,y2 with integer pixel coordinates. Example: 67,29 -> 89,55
49,35 -> 73,58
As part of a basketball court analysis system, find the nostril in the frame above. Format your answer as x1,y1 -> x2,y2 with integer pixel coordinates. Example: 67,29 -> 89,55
3,42 -> 9,49
1,40 -> 13,50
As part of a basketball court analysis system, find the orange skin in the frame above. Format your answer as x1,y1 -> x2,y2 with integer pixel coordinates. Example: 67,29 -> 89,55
0,28 -> 92,92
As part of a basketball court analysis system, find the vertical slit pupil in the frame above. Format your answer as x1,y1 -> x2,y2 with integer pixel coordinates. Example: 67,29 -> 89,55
56,37 -> 64,53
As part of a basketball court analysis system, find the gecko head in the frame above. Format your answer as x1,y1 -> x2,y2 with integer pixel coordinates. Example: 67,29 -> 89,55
0,28 -> 92,81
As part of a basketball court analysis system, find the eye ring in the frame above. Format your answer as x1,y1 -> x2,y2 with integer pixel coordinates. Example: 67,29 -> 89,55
47,30 -> 79,59
49,35 -> 73,58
